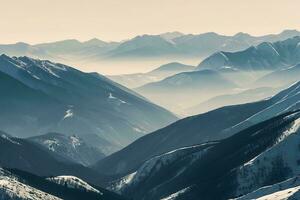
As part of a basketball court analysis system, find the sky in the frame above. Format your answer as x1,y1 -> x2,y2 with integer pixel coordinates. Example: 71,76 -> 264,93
0,0 -> 299,44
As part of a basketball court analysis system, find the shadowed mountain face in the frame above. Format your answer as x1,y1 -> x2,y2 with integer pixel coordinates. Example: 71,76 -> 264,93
197,36 -> 300,71
0,54 -> 177,154
28,132 -> 105,166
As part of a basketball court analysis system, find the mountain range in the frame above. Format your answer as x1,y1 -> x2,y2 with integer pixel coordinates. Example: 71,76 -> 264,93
109,62 -> 195,88
94,79 -> 300,180
197,36 -> 300,71
0,30 -> 299,65
0,54 -> 177,155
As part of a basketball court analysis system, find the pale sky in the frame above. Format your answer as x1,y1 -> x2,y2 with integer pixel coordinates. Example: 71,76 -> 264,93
0,0 -> 299,44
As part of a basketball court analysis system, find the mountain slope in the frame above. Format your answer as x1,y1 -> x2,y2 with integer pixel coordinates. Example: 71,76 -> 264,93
93,100 -> 270,177
28,132 -> 105,166
95,80 -> 300,179
0,54 -> 177,154
110,110 -> 300,200
109,62 -> 195,88
135,69 -> 238,113
197,36 -> 300,71
185,87 -> 280,115
256,63 -> 300,87
0,168 -> 127,200
0,131 -> 111,187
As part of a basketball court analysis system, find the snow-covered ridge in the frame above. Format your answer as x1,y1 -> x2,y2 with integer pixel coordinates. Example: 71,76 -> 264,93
235,176 -> 300,200
47,176 -> 102,195
0,168 -> 61,200
1,134 -> 20,145
161,187 -> 190,200
111,143 -> 214,192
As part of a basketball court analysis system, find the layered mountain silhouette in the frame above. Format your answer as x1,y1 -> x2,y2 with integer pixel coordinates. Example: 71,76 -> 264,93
197,36 -> 300,71
94,80 -> 300,180
0,30 -> 299,63
109,62 -> 195,88
0,55 -> 177,154
135,69 -> 238,113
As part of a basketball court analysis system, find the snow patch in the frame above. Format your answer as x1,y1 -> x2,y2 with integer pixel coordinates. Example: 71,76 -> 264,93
47,176 -> 102,195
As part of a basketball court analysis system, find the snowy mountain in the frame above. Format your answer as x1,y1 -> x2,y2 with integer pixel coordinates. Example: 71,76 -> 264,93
0,54 -> 177,154
0,168 -> 126,200
28,132 -> 105,166
108,110 -> 300,200
197,36 -> 300,71
135,69 -> 238,113
109,62 -> 195,88
0,131 -> 112,187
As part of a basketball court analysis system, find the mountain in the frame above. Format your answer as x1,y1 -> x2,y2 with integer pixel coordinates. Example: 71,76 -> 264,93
0,131 -> 112,187
173,30 -> 300,58
0,168 -> 126,200
185,87 -> 280,115
94,80 -> 300,178
0,54 -> 177,154
28,132 -> 105,166
108,62 -> 195,88
135,69 -> 238,113
103,35 -> 179,59
159,32 -> 184,41
256,63 -> 300,87
197,36 -> 300,71
93,100 -> 270,177
109,110 -> 300,200
1,30 -> 299,65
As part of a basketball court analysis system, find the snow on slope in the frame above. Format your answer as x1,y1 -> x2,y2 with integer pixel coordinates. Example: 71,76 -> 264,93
232,116 -> 300,197
161,187 -> 191,200
224,81 -> 300,136
47,176 -> 103,195
110,143 -> 215,193
235,176 -> 300,200
0,168 -> 61,200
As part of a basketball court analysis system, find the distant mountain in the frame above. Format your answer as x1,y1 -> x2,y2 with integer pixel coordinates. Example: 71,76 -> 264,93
135,69 -> 238,113
173,30 -> 300,58
109,110 -> 300,200
159,32 -> 184,40
28,133 -> 105,166
185,87 -> 280,115
103,35 -> 179,59
1,30 -> 299,63
109,62 -> 195,88
256,63 -> 300,87
197,36 -> 300,71
0,168 -> 126,200
0,55 -> 177,154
